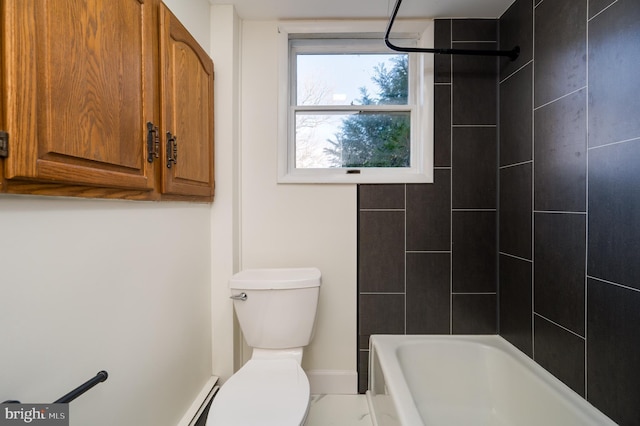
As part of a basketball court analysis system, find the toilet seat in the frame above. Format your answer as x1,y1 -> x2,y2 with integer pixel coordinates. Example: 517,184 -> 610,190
206,358 -> 310,426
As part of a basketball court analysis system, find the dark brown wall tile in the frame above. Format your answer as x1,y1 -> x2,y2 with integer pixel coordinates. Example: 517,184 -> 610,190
359,293 -> 405,338
452,294 -> 497,334
500,63 -> 532,166
452,43 -> 498,125
534,316 -> 585,396
359,184 -> 404,210
434,20 -> 452,84
588,0 -> 640,148
406,171 -> 451,251
452,212 -> 497,293
499,163 -> 532,259
587,279 -> 640,425
358,350 -> 369,394
534,213 -> 586,336
434,85 -> 452,167
406,253 -> 451,334
499,0 -> 533,79
588,139 -> 640,290
452,127 -> 497,209
452,19 -> 497,42
499,0 -> 640,421
359,211 -> 405,292
534,0 -> 587,107
534,89 -> 587,212
499,254 -> 533,356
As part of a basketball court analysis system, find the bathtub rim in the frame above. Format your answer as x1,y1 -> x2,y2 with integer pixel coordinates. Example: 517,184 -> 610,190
366,334 -> 617,426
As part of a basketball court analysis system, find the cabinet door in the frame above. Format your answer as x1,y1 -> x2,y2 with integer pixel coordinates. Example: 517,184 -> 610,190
2,0 -> 155,190
159,4 -> 214,199
0,72 -> 4,192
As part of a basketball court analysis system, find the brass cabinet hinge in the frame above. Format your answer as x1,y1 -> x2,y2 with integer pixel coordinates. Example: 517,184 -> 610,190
0,131 -> 8,158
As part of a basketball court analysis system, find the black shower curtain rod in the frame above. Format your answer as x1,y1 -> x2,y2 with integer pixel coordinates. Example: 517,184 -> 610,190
384,0 -> 520,61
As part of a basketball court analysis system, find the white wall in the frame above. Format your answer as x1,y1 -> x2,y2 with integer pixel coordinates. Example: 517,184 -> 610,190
0,197 -> 212,425
210,4 -> 242,381
238,20 -> 358,392
0,1 -> 214,425
163,0 -> 211,52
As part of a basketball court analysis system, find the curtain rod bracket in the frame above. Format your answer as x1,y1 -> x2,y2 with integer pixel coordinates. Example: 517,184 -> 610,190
385,0 -> 520,61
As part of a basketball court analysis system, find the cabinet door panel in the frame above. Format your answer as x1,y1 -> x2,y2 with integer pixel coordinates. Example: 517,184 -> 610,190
3,0 -> 154,190
160,5 -> 214,198
0,56 -> 4,191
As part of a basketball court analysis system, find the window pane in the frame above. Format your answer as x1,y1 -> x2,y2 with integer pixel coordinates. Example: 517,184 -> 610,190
295,111 -> 410,168
296,54 -> 408,106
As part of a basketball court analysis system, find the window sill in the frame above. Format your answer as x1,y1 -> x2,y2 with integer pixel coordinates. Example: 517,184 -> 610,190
277,169 -> 434,184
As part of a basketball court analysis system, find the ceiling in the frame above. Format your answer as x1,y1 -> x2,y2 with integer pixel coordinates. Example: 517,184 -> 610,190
209,0 -> 516,21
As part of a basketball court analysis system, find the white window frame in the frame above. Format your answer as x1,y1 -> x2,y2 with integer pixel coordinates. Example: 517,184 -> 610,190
277,20 -> 434,184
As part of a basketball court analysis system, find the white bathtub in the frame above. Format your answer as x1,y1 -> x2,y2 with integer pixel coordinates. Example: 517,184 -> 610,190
366,335 -> 617,426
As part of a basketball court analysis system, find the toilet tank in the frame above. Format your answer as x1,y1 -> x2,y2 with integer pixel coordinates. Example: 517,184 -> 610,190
229,268 -> 321,349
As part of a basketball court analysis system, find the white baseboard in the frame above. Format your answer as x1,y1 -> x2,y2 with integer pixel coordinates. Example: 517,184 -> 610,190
176,376 -> 219,426
307,370 -> 358,395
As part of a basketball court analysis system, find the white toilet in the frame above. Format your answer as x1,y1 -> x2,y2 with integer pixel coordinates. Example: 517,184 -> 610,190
206,267 -> 322,426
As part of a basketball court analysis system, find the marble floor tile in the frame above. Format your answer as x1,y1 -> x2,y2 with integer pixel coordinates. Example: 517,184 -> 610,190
305,394 -> 372,426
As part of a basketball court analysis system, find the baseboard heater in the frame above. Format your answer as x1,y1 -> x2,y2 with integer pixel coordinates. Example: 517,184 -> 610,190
191,384 -> 219,426
178,376 -> 219,426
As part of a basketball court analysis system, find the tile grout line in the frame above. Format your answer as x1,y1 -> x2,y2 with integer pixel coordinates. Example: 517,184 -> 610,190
499,251 -> 533,263
499,59 -> 533,85
584,2 -> 590,398
451,124 -> 497,128
533,86 -> 587,111
531,0 -> 536,361
588,0 -> 618,22
449,18 -> 454,335
495,17 -> 501,334
533,210 -> 586,215
499,159 -> 533,169
453,208 -> 497,212
534,312 -> 586,340
587,275 -> 640,294
587,135 -> 640,151
452,40 -> 497,43
404,183 -> 407,336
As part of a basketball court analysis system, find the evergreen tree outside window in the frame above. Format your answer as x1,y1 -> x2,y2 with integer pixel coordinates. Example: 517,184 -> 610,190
278,21 -> 434,183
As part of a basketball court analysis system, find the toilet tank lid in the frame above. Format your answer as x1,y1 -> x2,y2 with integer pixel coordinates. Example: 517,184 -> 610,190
229,267 -> 321,290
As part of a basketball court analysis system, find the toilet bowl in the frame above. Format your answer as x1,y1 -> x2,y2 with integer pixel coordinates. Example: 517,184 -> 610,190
205,357 -> 310,425
206,268 -> 321,426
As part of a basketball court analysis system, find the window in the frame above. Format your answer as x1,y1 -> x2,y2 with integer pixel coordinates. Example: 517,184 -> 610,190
278,21 -> 434,184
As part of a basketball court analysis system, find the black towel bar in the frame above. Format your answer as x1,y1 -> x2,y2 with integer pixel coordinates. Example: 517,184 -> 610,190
2,370 -> 108,405
54,371 -> 109,404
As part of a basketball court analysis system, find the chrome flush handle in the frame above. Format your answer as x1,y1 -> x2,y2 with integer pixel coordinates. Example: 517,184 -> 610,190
230,292 -> 248,301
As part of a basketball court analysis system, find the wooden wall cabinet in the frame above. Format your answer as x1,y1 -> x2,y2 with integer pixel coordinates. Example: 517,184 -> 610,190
159,4 -> 215,199
0,0 -> 214,202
